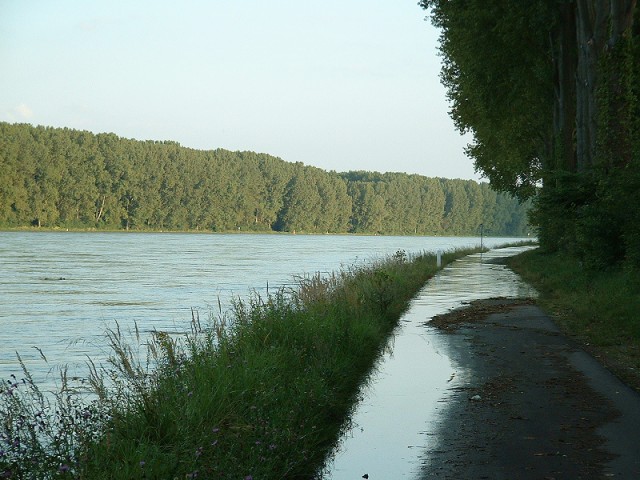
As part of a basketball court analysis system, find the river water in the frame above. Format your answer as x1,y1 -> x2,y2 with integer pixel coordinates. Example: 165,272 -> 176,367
323,246 -> 537,478
0,232 -> 526,388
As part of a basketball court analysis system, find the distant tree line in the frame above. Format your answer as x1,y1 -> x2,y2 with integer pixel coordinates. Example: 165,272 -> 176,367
0,122 -> 531,236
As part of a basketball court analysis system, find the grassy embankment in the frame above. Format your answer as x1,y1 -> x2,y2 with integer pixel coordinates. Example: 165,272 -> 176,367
1,248 -> 479,479
508,249 -> 640,392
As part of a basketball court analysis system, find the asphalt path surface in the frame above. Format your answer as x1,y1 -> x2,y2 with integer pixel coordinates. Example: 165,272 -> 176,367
421,298 -> 640,479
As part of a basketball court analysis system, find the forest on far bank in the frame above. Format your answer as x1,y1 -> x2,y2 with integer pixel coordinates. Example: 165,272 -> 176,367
0,122 -> 531,236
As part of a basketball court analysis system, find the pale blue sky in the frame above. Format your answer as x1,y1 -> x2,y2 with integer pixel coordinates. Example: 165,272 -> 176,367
0,0 -> 479,180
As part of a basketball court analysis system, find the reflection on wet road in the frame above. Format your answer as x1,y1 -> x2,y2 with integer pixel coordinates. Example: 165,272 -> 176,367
324,247 -> 537,479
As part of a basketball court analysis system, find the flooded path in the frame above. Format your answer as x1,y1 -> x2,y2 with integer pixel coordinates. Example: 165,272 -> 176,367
324,246 -> 537,478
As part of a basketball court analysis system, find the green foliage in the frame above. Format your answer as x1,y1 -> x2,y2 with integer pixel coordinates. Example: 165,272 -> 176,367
420,0 -> 554,199
1,248 -> 478,478
0,123 -> 531,236
531,163 -> 640,271
421,1 -> 640,271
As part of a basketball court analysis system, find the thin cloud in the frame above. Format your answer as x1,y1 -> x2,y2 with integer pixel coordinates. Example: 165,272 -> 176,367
5,103 -> 34,121
15,103 -> 33,118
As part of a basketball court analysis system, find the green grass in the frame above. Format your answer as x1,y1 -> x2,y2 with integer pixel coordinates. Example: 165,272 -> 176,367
1,247 -> 479,479
508,248 -> 640,391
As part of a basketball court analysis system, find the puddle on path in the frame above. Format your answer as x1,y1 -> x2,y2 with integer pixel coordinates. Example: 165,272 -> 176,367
323,247 -> 537,479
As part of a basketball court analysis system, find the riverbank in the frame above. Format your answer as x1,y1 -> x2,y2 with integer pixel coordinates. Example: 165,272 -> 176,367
422,297 -> 640,478
1,232 -> 526,392
0,248 -> 478,479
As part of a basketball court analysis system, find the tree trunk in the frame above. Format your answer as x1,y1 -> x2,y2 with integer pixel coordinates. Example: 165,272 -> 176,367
574,0 -> 637,171
552,1 -> 578,173
610,0 -> 637,47
602,0 -> 637,168
575,0 -> 609,171
95,195 -> 106,222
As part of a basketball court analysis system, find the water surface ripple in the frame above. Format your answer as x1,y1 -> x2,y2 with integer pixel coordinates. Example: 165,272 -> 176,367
0,232 -> 526,390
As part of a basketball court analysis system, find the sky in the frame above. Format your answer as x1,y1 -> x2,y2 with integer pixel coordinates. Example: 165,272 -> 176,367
0,0 -> 480,181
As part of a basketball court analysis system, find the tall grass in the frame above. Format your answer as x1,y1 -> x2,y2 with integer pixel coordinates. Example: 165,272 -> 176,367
0,356 -> 110,479
1,248 -> 477,479
508,248 -> 640,391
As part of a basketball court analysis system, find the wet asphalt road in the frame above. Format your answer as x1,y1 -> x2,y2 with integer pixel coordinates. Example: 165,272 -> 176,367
421,299 -> 640,479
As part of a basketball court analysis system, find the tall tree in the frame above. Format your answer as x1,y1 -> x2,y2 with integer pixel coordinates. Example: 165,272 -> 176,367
421,0 -> 554,199
421,0 -> 639,266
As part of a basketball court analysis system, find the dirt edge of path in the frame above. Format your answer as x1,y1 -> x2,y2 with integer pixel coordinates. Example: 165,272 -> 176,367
429,297 -> 536,332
